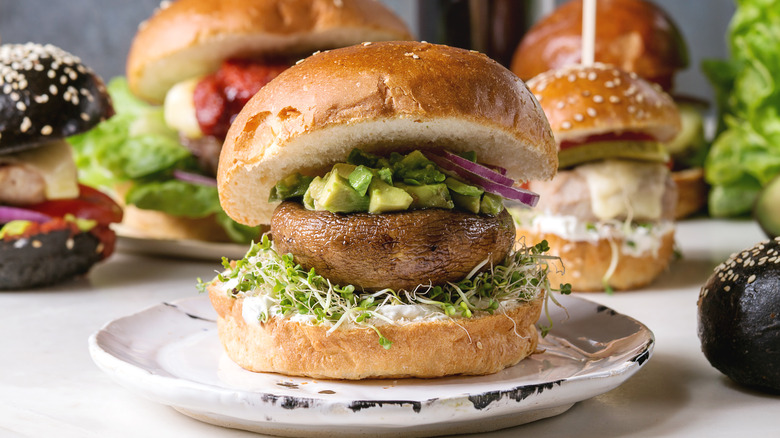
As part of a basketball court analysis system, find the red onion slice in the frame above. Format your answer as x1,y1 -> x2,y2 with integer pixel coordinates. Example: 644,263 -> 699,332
425,151 -> 539,207
173,170 -> 218,187
429,150 -> 516,187
0,206 -> 52,223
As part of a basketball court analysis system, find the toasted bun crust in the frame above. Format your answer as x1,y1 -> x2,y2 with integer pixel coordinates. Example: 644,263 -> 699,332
127,0 -> 413,103
527,63 -> 680,144
208,284 -> 543,379
673,167 -> 708,219
517,228 -> 675,292
511,0 -> 688,91
219,41 -> 558,226
117,205 -> 232,242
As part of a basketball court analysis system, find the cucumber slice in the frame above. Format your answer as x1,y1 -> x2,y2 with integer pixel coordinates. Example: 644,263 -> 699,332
559,140 -> 669,168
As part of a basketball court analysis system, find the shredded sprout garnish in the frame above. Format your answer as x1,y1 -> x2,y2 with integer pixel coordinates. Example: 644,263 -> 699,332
198,234 -> 570,348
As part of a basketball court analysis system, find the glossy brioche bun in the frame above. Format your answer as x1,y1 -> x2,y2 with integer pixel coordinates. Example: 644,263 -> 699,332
127,0 -> 413,103
526,63 -> 681,144
219,41 -> 558,226
208,284 -> 543,379
517,228 -> 675,292
511,0 -> 687,91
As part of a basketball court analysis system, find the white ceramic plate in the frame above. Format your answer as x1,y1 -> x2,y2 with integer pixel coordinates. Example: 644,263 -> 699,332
114,228 -> 249,261
89,294 -> 653,437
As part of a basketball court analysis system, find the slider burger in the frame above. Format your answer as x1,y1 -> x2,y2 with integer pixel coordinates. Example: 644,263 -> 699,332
511,0 -> 707,219
204,41 -> 564,379
0,43 -> 122,289
70,0 -> 413,243
515,63 -> 680,292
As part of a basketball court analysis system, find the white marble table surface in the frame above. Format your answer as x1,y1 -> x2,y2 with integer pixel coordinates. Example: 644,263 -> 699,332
1,218 -> 779,437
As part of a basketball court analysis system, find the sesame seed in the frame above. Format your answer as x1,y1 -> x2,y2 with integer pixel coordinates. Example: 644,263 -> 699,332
561,121 -> 572,130
16,101 -> 26,111
586,108 -> 597,117
724,286 -> 731,292
556,101 -> 565,109
593,95 -> 604,103
587,72 -> 597,81
80,113 -> 90,121
568,74 -> 577,82
574,113 -> 584,122
41,125 -> 53,135
49,84 -> 58,95
627,106 -> 636,113
582,90 -> 591,97
32,240 -> 42,248
20,117 -> 31,132
362,42 -> 372,46
605,81 -> 615,88
609,96 -> 620,104
748,274 -> 756,284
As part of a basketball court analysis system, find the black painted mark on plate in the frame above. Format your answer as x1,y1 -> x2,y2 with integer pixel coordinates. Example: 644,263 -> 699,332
349,400 -> 423,413
468,380 -> 565,410
318,390 -> 336,394
262,394 -> 314,410
596,305 -> 617,316
163,302 -> 216,323
277,381 -> 299,389
630,340 -> 653,366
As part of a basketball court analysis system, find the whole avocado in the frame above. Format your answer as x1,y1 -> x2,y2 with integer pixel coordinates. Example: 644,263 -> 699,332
698,238 -> 780,394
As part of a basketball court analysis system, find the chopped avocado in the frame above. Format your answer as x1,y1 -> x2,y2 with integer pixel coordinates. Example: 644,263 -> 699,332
445,177 -> 483,197
303,176 -> 325,210
558,140 -> 669,169
451,192 -> 481,214
348,165 -> 373,196
269,172 -> 314,202
368,179 -> 413,213
479,193 -> 504,216
0,220 -> 32,239
754,174 -> 780,238
395,182 -> 454,209
309,170 -> 369,213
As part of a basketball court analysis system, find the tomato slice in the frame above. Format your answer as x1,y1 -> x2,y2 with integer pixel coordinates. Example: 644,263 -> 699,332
25,184 -> 123,226
194,58 -> 289,138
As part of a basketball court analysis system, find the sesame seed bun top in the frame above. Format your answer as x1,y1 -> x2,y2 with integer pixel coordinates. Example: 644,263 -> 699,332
218,41 -> 557,226
127,0 -> 414,104
0,43 -> 114,154
527,63 -> 681,144
511,0 -> 688,91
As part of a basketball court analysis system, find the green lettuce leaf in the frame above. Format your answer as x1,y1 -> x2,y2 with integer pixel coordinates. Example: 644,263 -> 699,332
68,77 -> 259,243
703,0 -> 780,217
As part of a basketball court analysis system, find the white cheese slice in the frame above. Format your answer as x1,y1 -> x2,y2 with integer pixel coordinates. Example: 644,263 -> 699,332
0,140 -> 79,200
164,77 -> 203,139
576,159 -> 668,221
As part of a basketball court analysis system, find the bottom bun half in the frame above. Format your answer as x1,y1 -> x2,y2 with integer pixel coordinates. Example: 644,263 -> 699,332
208,285 -> 544,380
118,205 -> 232,242
517,228 -> 675,292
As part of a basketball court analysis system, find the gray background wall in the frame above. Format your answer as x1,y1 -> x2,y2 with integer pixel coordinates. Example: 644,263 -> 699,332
0,0 -> 735,103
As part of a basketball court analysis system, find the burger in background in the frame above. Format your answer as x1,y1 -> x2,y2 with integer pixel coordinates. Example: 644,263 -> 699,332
515,63 -> 681,292
68,0 -> 413,244
0,43 -> 122,289
511,0 -> 708,219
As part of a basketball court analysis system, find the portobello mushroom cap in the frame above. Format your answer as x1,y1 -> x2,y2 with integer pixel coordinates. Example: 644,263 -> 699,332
271,201 -> 516,291
0,229 -> 105,290
698,237 -> 780,394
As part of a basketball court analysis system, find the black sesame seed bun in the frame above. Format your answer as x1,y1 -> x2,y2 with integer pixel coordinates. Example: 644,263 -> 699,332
0,229 -> 105,290
0,43 -> 114,154
698,238 -> 780,394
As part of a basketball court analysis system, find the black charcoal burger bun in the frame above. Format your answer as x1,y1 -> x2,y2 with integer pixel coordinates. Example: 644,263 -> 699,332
0,43 -> 113,153
698,238 -> 780,394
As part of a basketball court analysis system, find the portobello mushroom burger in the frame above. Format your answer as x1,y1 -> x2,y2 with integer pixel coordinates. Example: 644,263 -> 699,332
0,43 -> 122,289
203,41 -> 568,380
68,0 -> 413,243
